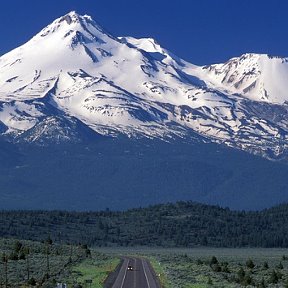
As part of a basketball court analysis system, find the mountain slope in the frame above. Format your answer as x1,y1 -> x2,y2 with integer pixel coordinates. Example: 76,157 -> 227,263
197,53 -> 288,104
0,12 -> 288,160
1,139 -> 288,211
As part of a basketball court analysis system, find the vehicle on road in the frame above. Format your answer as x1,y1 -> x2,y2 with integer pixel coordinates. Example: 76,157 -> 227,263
127,265 -> 133,271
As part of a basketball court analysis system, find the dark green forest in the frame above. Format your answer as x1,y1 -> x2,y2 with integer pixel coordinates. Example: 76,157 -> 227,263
1,201 -> 288,248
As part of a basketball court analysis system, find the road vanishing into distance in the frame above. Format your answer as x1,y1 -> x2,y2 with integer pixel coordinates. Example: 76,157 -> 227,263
111,257 -> 160,288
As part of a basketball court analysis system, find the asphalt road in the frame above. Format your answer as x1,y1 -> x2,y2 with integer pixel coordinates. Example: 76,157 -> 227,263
111,257 -> 160,288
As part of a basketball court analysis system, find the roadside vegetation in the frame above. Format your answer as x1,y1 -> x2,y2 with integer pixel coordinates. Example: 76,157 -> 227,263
0,238 -> 94,287
65,252 -> 119,288
99,247 -> 288,287
147,249 -> 288,288
148,256 -> 172,288
2,238 -> 288,287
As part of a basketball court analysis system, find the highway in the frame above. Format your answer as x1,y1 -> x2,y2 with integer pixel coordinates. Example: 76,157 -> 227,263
111,257 -> 160,288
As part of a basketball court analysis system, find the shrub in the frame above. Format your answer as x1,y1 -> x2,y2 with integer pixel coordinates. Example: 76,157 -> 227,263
207,276 -> 213,285
258,278 -> 266,288
211,263 -> 222,272
246,259 -> 255,269
9,252 -> 18,261
237,267 -> 245,281
19,252 -> 26,260
243,274 -> 253,286
14,241 -> 23,253
269,270 -> 278,284
27,277 -> 36,286
196,258 -> 203,265
263,261 -> 269,270
277,262 -> 284,269
210,256 -> 218,265
222,263 -> 230,273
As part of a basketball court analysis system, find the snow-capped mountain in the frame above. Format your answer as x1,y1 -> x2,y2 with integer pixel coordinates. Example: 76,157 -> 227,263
1,11 -> 288,159
196,53 -> 288,104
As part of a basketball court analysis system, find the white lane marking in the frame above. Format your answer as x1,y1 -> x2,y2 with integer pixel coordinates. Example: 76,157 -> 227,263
120,258 -> 129,288
142,259 -> 151,288
133,258 -> 137,288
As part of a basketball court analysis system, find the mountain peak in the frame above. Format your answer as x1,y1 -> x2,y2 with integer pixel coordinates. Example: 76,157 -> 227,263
226,53 -> 287,64
35,11 -> 105,40
60,11 -> 81,25
199,52 -> 288,103
67,10 -> 80,17
59,11 -> 94,24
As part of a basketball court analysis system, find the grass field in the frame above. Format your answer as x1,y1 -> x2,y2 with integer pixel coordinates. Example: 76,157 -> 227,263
65,252 -> 120,288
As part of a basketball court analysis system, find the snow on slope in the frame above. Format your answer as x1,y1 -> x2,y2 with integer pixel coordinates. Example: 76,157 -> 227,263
0,11 -> 288,159
192,53 -> 288,104
119,36 -> 190,68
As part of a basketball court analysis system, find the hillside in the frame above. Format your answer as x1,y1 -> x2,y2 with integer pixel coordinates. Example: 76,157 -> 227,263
1,201 -> 288,248
1,138 -> 288,211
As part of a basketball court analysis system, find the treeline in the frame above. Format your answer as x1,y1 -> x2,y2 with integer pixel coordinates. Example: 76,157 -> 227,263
1,201 -> 288,247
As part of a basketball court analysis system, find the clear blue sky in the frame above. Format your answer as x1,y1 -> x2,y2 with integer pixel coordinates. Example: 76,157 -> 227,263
0,0 -> 287,65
